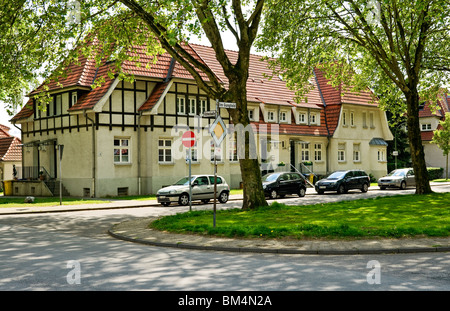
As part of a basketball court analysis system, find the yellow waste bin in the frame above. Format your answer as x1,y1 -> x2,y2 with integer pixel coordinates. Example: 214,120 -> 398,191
3,180 -> 13,196
309,174 -> 314,184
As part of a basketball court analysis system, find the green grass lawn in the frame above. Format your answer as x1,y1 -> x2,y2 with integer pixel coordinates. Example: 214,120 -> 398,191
0,196 -> 109,208
150,192 -> 450,239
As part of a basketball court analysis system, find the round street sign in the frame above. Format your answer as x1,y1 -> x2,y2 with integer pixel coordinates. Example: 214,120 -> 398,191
182,130 -> 196,148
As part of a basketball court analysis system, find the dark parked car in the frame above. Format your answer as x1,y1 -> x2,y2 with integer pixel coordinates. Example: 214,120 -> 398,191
262,172 -> 307,199
378,168 -> 415,190
315,170 -> 370,194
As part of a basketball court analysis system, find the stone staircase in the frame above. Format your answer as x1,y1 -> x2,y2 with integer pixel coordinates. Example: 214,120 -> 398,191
44,179 -> 71,197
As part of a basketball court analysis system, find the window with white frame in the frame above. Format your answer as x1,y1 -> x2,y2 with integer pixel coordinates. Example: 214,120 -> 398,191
228,135 -> 238,162
187,97 -> 196,115
158,139 -> 172,163
210,140 -> 223,162
353,144 -> 361,162
421,123 -> 432,131
309,112 -> 318,125
114,138 -> 130,163
268,111 -> 275,122
71,92 -> 78,107
55,94 -> 62,115
248,108 -> 255,121
370,112 -> 375,128
176,96 -> 185,114
362,112 -> 368,128
185,141 -> 198,163
280,111 -> 287,122
199,98 -> 207,115
342,111 -> 347,126
378,149 -> 386,162
338,143 -> 346,162
301,142 -> 310,161
350,112 -> 355,126
314,143 -> 322,161
298,112 -> 307,124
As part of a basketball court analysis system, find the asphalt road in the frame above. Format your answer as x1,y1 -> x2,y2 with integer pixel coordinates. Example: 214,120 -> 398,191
0,185 -> 449,293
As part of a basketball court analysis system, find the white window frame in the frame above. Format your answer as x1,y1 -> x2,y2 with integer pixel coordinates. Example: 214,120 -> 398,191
299,112 -> 307,124
185,141 -> 199,163
350,111 -> 355,127
268,111 -> 275,122
114,138 -> 131,164
199,98 -> 207,115
158,139 -> 173,163
301,142 -> 310,161
310,112 -> 319,125
338,143 -> 346,162
280,111 -> 287,122
55,94 -> 62,115
353,144 -> 361,162
188,97 -> 196,115
378,149 -> 386,162
176,96 -> 185,114
314,143 -> 322,161
421,123 -> 432,131
342,111 -> 347,127
248,109 -> 255,121
228,135 -> 238,162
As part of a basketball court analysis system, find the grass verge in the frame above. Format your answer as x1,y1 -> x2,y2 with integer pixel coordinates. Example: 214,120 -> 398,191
0,197 -> 109,208
150,192 -> 450,239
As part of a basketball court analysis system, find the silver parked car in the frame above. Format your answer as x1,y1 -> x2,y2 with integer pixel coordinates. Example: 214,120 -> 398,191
378,168 -> 415,190
156,175 -> 230,206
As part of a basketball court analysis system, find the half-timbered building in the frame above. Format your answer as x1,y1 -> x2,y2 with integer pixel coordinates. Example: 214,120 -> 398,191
11,42 -> 393,197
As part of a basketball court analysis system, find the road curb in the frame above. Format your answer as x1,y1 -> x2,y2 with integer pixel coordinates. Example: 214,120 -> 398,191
107,220 -> 450,256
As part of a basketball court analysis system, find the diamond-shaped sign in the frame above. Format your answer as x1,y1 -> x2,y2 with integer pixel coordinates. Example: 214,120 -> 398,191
209,116 -> 227,146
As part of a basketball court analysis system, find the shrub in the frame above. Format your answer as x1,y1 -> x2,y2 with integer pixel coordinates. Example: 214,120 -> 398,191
427,167 -> 444,180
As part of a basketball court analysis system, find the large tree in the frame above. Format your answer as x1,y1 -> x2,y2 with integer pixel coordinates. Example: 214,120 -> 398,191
0,0 -> 268,209
258,0 -> 450,194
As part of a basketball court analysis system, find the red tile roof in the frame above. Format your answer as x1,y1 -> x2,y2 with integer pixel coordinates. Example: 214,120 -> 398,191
190,44 -> 323,108
0,136 -> 22,162
10,99 -> 34,122
139,81 -> 170,112
314,68 -> 378,107
420,94 -> 449,141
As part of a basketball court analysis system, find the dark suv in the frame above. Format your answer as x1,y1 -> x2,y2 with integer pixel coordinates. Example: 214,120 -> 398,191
262,172 -> 307,199
315,170 -> 370,194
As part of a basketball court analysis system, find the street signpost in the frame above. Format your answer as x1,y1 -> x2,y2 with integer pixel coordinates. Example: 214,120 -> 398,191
182,131 -> 196,212
208,101 -> 236,227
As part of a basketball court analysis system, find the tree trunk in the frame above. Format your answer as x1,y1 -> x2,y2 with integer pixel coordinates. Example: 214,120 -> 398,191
227,73 -> 268,210
405,90 -> 433,194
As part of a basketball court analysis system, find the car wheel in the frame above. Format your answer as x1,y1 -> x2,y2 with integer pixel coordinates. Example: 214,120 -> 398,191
361,183 -> 369,193
218,191 -> 228,203
337,184 -> 346,194
178,193 -> 190,206
298,187 -> 306,197
269,190 -> 278,199
400,181 -> 406,190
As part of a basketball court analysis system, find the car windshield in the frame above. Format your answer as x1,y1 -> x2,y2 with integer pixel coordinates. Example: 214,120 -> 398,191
173,177 -> 195,185
262,173 -> 281,182
388,170 -> 406,177
327,171 -> 346,180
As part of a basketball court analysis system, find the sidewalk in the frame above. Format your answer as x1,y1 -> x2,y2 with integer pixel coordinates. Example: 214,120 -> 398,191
2,183 -> 450,255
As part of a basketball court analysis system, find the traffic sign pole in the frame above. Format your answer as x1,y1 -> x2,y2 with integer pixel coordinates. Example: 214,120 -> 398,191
188,146 -> 192,212
182,131 -> 196,212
